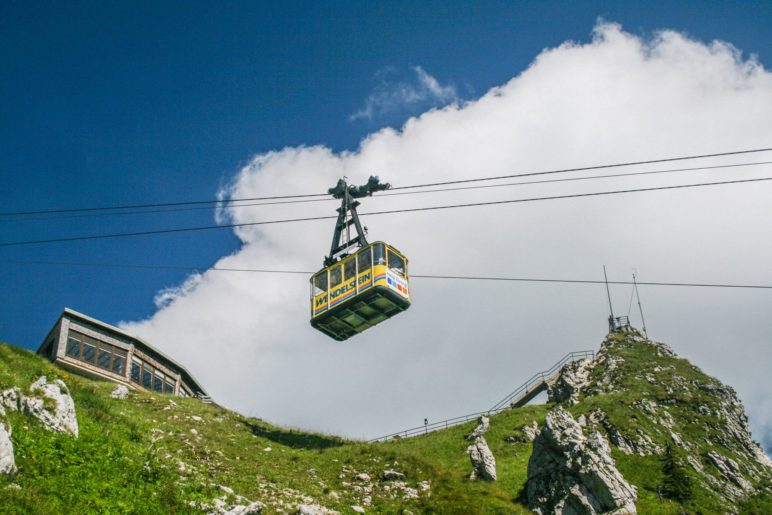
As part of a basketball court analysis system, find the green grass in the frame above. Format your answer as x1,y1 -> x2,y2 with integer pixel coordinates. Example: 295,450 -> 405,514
1,334 -> 769,514
0,343 -> 546,513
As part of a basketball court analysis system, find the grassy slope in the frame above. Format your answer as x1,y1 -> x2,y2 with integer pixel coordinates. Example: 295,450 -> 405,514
0,343 -> 547,514
1,336 -> 769,514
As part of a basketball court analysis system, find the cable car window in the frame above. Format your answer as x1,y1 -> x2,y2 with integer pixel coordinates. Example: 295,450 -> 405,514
388,251 -> 405,275
313,273 -> 328,295
373,243 -> 386,265
330,265 -> 342,287
357,247 -> 372,272
344,258 -> 356,280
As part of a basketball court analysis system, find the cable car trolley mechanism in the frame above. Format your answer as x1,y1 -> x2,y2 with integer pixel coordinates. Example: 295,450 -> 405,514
310,177 -> 411,341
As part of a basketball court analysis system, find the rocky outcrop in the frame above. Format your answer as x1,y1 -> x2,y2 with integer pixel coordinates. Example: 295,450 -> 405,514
110,384 -> 130,400
706,451 -> 754,495
548,358 -> 595,405
522,420 -> 540,442
0,414 -> 16,475
702,383 -> 772,470
467,415 -> 490,440
26,377 -> 79,437
1,377 -> 79,438
526,408 -> 637,514
466,417 -> 497,481
468,436 -> 497,481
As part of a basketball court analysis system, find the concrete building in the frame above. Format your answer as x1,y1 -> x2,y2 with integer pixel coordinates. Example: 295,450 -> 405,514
38,308 -> 208,398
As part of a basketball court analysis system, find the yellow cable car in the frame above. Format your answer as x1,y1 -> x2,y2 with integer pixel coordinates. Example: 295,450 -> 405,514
310,241 -> 410,341
310,177 -> 411,341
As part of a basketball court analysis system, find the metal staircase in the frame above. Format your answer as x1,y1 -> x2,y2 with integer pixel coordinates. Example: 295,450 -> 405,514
369,349 -> 595,443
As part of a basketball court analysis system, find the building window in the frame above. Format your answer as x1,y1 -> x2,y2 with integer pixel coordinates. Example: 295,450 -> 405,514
82,342 -> 96,364
66,337 -> 81,358
131,361 -> 141,382
66,330 -> 128,376
129,354 -> 179,395
142,369 -> 152,389
164,379 -> 175,394
97,348 -> 111,369
112,351 -> 126,375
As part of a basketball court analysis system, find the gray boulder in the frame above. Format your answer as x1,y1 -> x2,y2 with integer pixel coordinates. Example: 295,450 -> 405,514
522,420 -> 540,442
467,436 -> 497,481
467,415 -> 490,440
381,469 -> 406,481
526,407 -> 637,514
0,415 -> 16,475
25,377 -> 79,437
110,384 -> 130,400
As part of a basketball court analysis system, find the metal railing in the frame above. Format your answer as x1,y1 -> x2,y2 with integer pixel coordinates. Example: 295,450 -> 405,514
487,350 -> 595,412
369,349 -> 595,443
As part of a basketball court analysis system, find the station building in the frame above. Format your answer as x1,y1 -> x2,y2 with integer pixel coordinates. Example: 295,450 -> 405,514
37,308 -> 208,398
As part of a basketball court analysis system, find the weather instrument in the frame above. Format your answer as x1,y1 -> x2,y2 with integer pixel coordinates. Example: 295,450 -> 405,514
310,177 -> 411,341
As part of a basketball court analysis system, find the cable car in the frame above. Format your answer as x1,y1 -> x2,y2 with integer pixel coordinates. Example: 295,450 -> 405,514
310,177 -> 411,341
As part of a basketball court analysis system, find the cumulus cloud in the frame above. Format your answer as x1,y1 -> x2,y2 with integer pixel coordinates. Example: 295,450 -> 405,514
349,65 -> 458,121
121,22 -> 772,447
153,273 -> 203,309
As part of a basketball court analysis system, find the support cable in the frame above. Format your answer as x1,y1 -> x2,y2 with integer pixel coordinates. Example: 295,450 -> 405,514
2,147 -> 770,217
1,175 -> 771,248
2,258 -> 772,290
3,160 -> 768,224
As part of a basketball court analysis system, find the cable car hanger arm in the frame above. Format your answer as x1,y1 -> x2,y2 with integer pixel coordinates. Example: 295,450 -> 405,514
325,176 -> 390,266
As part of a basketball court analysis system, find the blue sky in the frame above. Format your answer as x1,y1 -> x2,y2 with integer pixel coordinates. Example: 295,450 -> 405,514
2,2 -> 772,445
1,1 -> 770,348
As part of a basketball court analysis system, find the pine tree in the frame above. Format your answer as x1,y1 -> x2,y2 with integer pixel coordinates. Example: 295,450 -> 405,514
661,444 -> 694,503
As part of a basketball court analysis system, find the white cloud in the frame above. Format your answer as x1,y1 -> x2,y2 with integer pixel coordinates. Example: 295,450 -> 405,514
153,273 -> 202,309
121,22 -> 772,450
349,66 -> 458,121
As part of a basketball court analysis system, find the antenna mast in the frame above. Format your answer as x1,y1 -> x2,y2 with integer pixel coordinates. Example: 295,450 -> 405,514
633,271 -> 648,338
604,265 -> 616,332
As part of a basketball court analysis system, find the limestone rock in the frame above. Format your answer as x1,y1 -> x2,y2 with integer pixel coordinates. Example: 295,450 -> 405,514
297,504 -> 338,515
526,407 -> 637,514
24,377 -> 79,437
467,436 -> 497,481
548,358 -> 595,405
110,384 -> 129,400
381,469 -> 405,481
0,420 -> 16,475
0,388 -> 20,411
467,416 -> 490,440
522,420 -> 540,442
706,451 -> 754,495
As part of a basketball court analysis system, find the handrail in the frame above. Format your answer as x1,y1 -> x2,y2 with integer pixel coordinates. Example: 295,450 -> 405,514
369,349 -> 594,443
488,350 -> 595,412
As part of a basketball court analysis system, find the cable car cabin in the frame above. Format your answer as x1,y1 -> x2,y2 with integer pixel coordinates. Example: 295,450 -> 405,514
310,242 -> 410,341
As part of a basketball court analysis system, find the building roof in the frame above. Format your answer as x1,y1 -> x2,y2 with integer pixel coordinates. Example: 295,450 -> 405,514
40,307 -> 208,396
